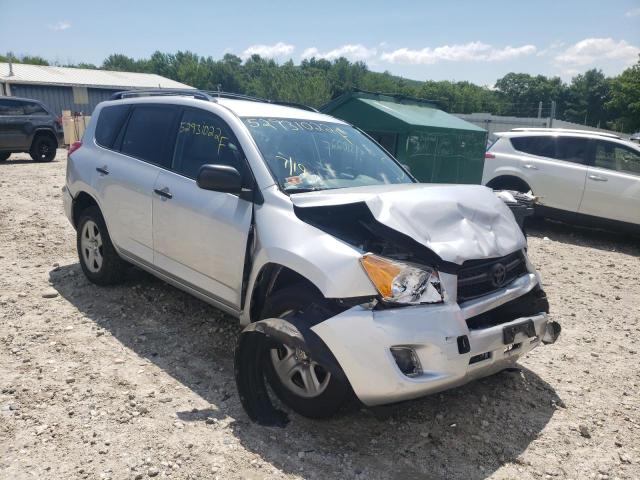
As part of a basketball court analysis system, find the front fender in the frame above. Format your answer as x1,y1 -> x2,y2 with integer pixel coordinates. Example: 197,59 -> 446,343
241,245 -> 377,325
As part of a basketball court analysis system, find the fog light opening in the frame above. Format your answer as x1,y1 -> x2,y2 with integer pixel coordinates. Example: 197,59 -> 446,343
504,342 -> 522,354
469,351 -> 492,365
390,347 -> 422,377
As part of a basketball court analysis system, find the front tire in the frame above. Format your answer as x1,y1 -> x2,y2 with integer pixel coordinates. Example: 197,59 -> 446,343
0,152 -> 10,162
30,135 -> 57,162
77,206 -> 128,285
261,286 -> 348,419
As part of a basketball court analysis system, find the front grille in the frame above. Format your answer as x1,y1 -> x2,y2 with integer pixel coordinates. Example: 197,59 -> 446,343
457,251 -> 527,303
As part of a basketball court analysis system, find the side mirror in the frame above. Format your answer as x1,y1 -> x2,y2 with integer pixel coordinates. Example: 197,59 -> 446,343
196,164 -> 242,194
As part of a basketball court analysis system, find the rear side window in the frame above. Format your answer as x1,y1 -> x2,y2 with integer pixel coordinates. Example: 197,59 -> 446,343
23,102 -> 48,115
120,105 -> 180,167
555,137 -> 590,164
594,141 -> 640,175
172,108 -> 243,179
510,136 -> 556,157
95,105 -> 130,149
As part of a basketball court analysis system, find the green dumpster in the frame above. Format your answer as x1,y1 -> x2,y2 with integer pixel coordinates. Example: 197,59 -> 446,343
321,91 -> 488,184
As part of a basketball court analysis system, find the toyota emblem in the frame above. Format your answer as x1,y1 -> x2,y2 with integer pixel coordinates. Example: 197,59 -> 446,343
489,263 -> 507,288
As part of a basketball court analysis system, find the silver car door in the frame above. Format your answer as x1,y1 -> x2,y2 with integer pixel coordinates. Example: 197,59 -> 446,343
152,107 -> 252,309
579,140 -> 640,224
95,103 -> 180,264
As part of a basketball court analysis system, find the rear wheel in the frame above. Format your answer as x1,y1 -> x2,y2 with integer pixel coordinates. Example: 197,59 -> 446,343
0,152 -> 10,162
261,286 -> 348,418
77,206 -> 128,285
29,135 -> 57,162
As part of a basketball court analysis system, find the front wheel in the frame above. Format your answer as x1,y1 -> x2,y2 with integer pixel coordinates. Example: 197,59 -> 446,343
0,152 -> 11,162
261,286 -> 348,419
77,206 -> 128,285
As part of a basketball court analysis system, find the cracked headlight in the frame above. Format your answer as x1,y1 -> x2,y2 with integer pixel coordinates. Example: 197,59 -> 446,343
360,254 -> 443,305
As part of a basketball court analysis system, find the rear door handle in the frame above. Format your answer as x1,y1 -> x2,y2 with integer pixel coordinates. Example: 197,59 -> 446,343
96,166 -> 109,175
588,174 -> 608,182
153,187 -> 173,199
523,164 -> 538,170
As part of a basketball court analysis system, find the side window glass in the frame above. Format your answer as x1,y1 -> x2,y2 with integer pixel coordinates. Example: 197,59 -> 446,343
172,109 -> 243,179
555,137 -> 589,164
0,100 -> 24,115
595,142 -> 640,175
511,136 -> 556,158
95,105 -> 131,149
121,105 -> 179,167
23,102 -> 48,115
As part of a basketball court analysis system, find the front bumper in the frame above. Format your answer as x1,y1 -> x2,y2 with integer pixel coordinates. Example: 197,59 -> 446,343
312,273 -> 556,406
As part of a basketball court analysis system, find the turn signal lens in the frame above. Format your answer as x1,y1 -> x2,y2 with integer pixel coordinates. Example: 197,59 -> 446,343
360,254 -> 443,305
360,254 -> 403,298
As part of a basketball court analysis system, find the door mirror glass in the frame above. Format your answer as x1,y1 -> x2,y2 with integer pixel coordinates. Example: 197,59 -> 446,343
196,164 -> 242,193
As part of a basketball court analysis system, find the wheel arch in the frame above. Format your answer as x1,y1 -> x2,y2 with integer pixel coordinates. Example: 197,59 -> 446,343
72,191 -> 100,228
247,263 -> 325,324
30,128 -> 59,148
486,174 -> 532,193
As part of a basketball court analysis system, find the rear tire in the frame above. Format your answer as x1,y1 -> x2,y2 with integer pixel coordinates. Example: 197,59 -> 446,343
77,206 -> 128,285
29,135 -> 57,162
261,286 -> 348,419
0,152 -> 10,162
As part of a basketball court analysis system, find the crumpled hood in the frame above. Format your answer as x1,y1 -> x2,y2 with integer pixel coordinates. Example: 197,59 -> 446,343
290,183 -> 526,265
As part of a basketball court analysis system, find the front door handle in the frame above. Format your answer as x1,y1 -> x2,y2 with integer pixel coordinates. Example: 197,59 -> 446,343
153,187 -> 173,199
523,164 -> 538,170
96,166 -> 109,175
588,174 -> 608,182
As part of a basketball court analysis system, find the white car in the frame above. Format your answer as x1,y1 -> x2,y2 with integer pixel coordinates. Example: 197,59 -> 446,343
63,90 -> 559,423
482,128 -> 640,231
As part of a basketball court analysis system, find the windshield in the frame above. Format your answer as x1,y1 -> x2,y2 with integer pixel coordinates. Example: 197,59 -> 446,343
242,117 -> 413,192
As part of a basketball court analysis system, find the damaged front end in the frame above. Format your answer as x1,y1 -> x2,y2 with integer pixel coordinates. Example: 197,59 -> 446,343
234,183 -> 559,422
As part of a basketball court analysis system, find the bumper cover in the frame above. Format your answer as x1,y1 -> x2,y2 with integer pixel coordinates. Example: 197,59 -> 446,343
62,185 -> 74,227
312,274 -> 556,406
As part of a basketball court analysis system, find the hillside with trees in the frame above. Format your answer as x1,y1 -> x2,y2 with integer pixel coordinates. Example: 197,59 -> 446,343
2,51 -> 639,133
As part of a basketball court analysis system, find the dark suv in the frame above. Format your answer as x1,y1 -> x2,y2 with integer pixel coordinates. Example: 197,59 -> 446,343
0,97 -> 64,162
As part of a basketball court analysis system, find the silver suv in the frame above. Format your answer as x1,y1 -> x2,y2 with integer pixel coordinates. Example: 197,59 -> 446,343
63,90 -> 559,422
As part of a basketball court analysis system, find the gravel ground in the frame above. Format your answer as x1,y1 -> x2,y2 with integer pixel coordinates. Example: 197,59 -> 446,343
1,151 -> 639,480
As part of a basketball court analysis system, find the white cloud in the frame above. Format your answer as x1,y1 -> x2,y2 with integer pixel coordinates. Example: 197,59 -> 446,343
242,42 -> 294,59
625,7 -> 640,17
301,44 -> 377,61
486,44 -> 537,61
380,42 -> 536,64
554,38 -> 640,66
49,21 -> 71,31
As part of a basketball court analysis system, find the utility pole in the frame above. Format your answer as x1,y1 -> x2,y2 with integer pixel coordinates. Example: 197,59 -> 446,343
549,100 -> 556,128
537,101 -> 542,119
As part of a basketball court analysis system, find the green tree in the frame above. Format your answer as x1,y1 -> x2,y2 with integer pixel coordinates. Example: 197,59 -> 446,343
563,69 -> 611,127
605,58 -> 640,132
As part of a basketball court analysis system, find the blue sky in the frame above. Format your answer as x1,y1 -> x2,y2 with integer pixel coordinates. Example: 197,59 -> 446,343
1,0 -> 639,85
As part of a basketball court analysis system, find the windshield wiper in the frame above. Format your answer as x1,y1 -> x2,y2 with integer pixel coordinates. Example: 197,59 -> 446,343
283,186 -> 326,194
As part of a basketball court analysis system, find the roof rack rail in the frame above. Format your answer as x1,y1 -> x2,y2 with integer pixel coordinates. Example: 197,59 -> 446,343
109,88 -> 320,113
110,89 -> 213,101
511,127 -> 621,139
271,101 -> 319,112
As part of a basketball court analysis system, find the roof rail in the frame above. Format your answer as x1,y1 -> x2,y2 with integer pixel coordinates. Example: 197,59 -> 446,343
271,101 -> 319,112
511,127 -> 621,139
109,88 -> 319,112
110,89 -> 213,101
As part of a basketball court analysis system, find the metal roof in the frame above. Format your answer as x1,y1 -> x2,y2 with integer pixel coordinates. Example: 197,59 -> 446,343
0,63 -> 194,90
322,91 -> 486,133
360,98 -> 486,131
